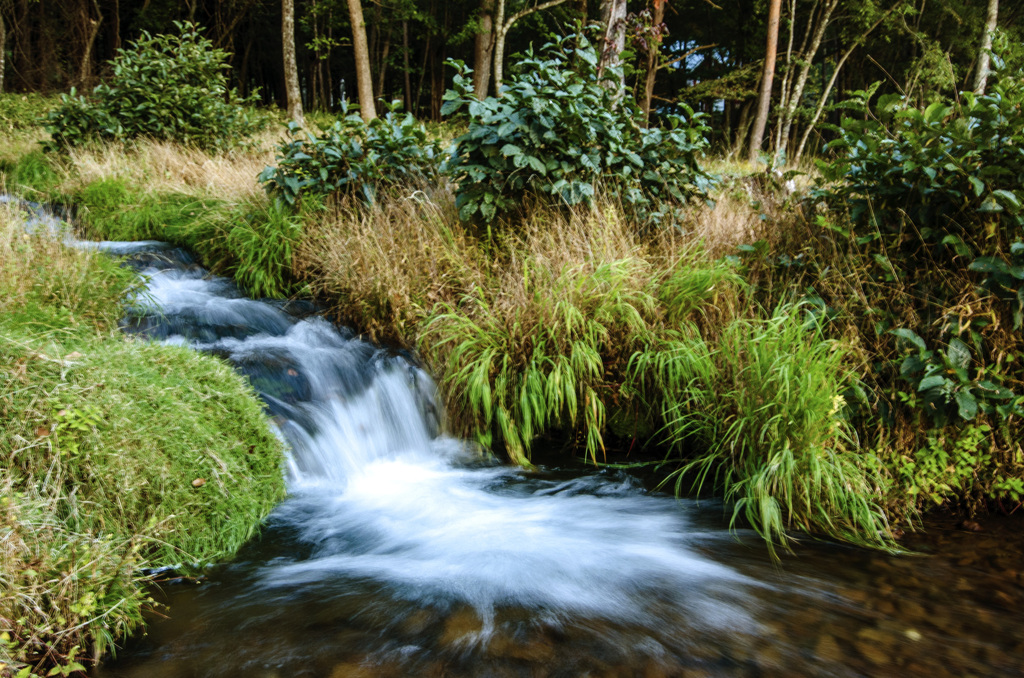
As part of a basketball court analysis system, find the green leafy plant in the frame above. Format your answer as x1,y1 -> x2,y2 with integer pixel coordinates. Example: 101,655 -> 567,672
440,33 -> 711,227
258,102 -> 441,206
817,64 -> 1024,252
893,329 -> 1020,424
44,22 -> 260,150
971,241 -> 1024,329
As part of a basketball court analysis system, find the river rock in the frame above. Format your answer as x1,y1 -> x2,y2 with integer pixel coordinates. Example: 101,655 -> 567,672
814,634 -> 843,662
854,627 -> 893,666
440,608 -> 483,650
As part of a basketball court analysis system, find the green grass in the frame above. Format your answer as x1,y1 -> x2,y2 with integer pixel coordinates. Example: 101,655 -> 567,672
631,304 -> 897,555
73,177 -> 303,299
0,204 -> 285,671
0,150 -> 64,199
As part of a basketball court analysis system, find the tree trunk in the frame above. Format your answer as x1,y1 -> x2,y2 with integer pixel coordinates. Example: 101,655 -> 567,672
472,0 -> 494,98
282,0 -> 304,125
402,20 -> 412,110
776,0 -> 837,164
640,0 -> 665,126
376,32 -> 391,102
78,0 -> 103,88
791,7 -> 894,166
772,0 -> 798,153
493,0 -> 569,95
731,99 -> 754,159
747,0 -> 781,163
347,0 -> 377,120
598,0 -> 627,90
973,0 -> 998,95
0,12 -> 6,94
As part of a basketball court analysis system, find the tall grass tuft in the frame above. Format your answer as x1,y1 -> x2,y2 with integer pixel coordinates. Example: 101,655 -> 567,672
631,304 -> 896,555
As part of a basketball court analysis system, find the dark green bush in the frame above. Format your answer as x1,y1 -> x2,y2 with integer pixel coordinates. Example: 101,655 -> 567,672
44,22 -> 260,149
440,33 -> 711,227
811,59 -> 1024,431
258,103 -> 442,205
818,74 -> 1024,250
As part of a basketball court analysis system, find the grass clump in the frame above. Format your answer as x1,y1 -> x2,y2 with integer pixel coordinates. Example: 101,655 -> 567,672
0,204 -> 285,671
631,305 -> 895,553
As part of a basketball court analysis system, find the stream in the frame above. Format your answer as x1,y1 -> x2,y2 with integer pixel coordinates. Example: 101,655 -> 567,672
18,203 -> 1020,677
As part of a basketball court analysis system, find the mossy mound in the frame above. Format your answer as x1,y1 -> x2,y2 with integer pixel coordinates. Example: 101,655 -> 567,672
0,203 -> 285,671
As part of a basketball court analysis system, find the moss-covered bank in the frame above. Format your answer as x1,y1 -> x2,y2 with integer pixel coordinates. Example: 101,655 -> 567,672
0,201 -> 285,674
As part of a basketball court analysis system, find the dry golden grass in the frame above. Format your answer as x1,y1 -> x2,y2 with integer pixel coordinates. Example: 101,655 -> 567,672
686,192 -> 766,256
62,130 -> 281,202
294,185 -> 488,343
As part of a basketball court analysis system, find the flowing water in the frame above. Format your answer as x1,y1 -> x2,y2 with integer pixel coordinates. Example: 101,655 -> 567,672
27,219 -> 1019,678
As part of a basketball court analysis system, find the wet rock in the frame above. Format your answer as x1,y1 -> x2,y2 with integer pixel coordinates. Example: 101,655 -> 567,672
854,627 -> 893,666
485,632 -> 554,662
329,661 -> 377,678
401,609 -> 437,636
896,599 -> 926,620
440,608 -> 483,649
813,634 -> 843,662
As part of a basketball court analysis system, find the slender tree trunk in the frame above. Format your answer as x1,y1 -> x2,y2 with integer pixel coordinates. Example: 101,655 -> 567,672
792,8 -> 894,165
402,20 -> 412,110
776,0 -> 837,163
282,0 -> 304,125
112,0 -> 120,51
598,0 -> 627,90
493,0 -> 569,94
772,0 -> 797,153
347,0 -> 377,120
748,0 -> 781,163
640,0 -> 665,126
732,99 -> 754,159
239,31 -> 253,97
0,12 -> 6,94
416,31 -> 430,116
472,0 -> 494,98
972,0 -> 998,95
78,0 -> 103,87
376,32 -> 391,102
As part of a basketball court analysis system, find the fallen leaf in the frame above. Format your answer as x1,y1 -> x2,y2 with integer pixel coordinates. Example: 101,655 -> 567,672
65,352 -> 83,360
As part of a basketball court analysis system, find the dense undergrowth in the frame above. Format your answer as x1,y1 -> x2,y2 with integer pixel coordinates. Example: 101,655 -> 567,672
0,203 -> 285,675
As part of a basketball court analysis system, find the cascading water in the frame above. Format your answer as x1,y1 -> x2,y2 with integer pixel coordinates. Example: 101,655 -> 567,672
99,241 -> 768,675
19,217 -> 1010,678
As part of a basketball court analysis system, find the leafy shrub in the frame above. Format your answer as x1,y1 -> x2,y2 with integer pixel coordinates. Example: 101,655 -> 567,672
893,329 -> 1022,424
44,22 -> 260,149
440,33 -> 711,227
810,56 -> 1024,443
818,70 -> 1024,250
971,241 -> 1024,330
258,103 -> 442,205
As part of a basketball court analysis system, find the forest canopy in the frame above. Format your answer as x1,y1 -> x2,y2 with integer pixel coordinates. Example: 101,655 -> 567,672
1,0 -> 1019,161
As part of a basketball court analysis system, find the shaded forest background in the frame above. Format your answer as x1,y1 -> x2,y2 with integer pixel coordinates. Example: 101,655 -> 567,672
1,0 -> 1020,158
